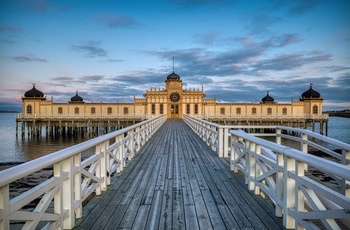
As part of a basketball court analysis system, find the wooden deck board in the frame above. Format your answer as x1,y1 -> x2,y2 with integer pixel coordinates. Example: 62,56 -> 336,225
74,119 -> 283,229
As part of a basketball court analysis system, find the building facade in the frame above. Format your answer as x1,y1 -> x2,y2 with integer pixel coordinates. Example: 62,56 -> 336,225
17,71 -> 328,136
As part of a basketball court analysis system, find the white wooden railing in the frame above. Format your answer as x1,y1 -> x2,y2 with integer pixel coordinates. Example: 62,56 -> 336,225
184,115 -> 350,230
0,115 -> 166,230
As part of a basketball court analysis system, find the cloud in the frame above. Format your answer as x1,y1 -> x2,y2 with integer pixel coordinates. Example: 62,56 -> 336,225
251,51 -> 332,71
194,32 -> 221,46
99,59 -> 123,63
71,41 -> 107,58
169,0 -> 235,8
6,55 -> 48,62
0,25 -> 22,33
273,0 -> 324,15
245,14 -> 283,35
95,13 -> 135,28
80,75 -> 104,82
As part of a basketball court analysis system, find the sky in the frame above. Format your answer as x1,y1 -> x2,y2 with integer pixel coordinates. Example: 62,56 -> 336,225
0,0 -> 349,112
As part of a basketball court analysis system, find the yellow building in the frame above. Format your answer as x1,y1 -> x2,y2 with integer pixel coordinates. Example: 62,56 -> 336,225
17,71 -> 328,136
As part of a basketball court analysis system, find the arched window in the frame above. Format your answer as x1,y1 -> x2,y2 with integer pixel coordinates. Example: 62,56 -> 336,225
26,105 -> 32,114
124,107 -> 128,114
236,107 -> 241,115
194,104 -> 198,114
267,107 -> 272,115
282,107 -> 287,115
220,107 -> 225,115
313,105 -> 318,114
91,107 -> 96,114
58,107 -> 63,114
107,107 -> 112,114
160,104 -> 164,114
252,107 -> 256,115
152,104 -> 155,114
75,107 -> 79,114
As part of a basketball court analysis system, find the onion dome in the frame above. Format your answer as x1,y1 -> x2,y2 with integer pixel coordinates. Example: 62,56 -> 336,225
24,83 -> 44,97
262,91 -> 274,103
166,71 -> 181,80
301,84 -> 321,99
70,91 -> 84,102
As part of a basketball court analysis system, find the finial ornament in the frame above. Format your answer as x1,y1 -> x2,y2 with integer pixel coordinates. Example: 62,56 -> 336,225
172,56 -> 175,73
32,83 -> 35,88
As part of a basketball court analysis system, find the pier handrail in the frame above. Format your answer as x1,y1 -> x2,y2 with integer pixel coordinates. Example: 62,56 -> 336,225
0,115 -> 166,229
230,129 -> 350,229
276,126 -> 350,162
184,114 -> 350,229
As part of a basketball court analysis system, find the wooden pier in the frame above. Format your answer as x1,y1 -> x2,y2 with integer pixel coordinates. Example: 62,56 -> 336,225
74,119 -> 283,229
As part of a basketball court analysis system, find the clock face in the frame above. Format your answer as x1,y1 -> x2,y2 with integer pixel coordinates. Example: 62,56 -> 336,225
170,92 -> 180,102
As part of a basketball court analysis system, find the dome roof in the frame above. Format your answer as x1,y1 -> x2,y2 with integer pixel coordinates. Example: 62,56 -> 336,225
301,84 -> 321,99
70,91 -> 84,102
24,84 -> 44,98
166,71 -> 181,80
262,91 -> 274,102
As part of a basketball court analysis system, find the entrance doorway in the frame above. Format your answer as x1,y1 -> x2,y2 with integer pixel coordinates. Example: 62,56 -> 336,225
171,104 -> 179,118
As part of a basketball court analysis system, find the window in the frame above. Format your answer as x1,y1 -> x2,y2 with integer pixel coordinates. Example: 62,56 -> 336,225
124,107 -> 128,114
75,107 -> 79,114
283,107 -> 287,115
252,107 -> 256,115
186,104 -> 190,114
194,104 -> 198,114
160,104 -> 163,114
313,105 -> 318,114
236,107 -> 241,115
58,107 -> 63,114
152,104 -> 155,114
267,107 -> 272,115
27,105 -> 32,114
91,107 -> 96,114
108,107 -> 112,114
220,107 -> 225,115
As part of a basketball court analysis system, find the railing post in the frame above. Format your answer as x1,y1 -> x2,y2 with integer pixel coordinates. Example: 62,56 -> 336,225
276,127 -> 281,145
254,144 -> 261,195
276,152 -> 283,217
283,155 -> 296,229
0,185 -> 10,229
129,130 -> 135,159
247,141 -> 256,191
230,135 -> 238,172
116,135 -> 124,173
301,133 -> 308,171
95,144 -> 102,195
223,128 -> 229,158
218,127 -> 224,157
342,149 -> 350,197
101,140 -> 109,188
135,127 -> 141,152
54,158 -> 75,229
74,153 -> 82,218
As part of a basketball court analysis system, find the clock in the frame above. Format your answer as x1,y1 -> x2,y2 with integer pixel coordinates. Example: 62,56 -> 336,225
170,92 -> 180,102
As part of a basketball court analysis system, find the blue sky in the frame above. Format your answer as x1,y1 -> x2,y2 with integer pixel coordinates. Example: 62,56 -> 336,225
0,0 -> 349,111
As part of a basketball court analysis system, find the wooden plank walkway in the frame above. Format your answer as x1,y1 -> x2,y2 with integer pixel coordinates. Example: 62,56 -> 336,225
74,119 -> 284,229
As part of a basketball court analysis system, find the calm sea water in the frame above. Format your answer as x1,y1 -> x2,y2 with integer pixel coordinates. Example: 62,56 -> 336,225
0,113 -> 349,164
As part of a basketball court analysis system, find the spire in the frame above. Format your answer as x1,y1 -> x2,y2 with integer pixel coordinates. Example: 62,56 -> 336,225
172,56 -> 175,73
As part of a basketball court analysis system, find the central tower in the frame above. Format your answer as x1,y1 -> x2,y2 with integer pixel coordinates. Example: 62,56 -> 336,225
165,71 -> 183,118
